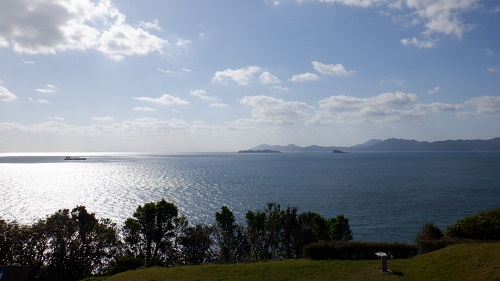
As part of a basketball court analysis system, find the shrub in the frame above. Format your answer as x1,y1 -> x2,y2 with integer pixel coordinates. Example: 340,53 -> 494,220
107,255 -> 144,275
303,241 -> 416,260
415,223 -> 444,254
445,207 -> 500,240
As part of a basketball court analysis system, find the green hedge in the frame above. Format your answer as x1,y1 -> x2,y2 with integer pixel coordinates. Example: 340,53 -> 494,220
303,241 -> 417,260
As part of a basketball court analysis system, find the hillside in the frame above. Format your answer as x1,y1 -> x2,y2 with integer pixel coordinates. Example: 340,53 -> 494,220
96,243 -> 500,281
250,137 -> 500,152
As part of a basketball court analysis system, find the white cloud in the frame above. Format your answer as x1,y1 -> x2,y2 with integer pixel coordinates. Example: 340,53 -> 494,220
92,116 -> 114,122
29,98 -> 51,104
380,78 -> 405,86
314,0 -> 479,47
487,67 -> 499,73
36,84 -> 57,94
427,86 -> 440,95
271,85 -> 290,91
405,0 -> 478,39
312,61 -> 356,76
401,37 -> 438,48
209,103 -> 229,108
157,68 -> 172,74
318,0 -> 382,8
0,86 -> 17,102
139,19 -> 162,31
97,17 -> 167,61
310,93 -> 500,125
416,102 -> 462,112
240,95 -> 312,125
288,72 -> 320,82
133,107 -> 156,112
175,38 -> 192,48
212,66 -> 262,85
133,94 -> 189,105
259,72 -> 281,84
466,96 -> 500,115
309,92 -> 425,125
190,90 -> 218,102
0,0 -> 168,59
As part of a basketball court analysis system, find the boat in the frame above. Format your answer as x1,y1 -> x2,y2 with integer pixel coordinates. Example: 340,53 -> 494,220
64,156 -> 87,160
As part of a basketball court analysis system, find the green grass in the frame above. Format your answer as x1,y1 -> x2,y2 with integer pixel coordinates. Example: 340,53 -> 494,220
90,243 -> 500,281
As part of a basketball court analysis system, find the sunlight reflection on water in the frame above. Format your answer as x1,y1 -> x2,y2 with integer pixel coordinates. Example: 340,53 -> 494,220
1,152 -> 499,242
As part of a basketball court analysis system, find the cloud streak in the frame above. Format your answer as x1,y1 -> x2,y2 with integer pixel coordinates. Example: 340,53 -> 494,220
212,66 -> 262,85
133,94 -> 189,106
312,61 -> 356,76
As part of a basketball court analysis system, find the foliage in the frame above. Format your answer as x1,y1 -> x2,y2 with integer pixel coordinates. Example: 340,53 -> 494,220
329,214 -> 353,241
123,199 -> 180,265
214,206 -> 249,263
178,224 -> 213,265
0,206 -> 120,281
415,223 -> 444,254
244,204 -> 355,261
107,255 -> 145,275
445,207 -> 500,240
245,203 -> 303,261
245,203 -> 280,261
303,241 -> 416,260
43,206 -> 121,280
298,211 -> 330,246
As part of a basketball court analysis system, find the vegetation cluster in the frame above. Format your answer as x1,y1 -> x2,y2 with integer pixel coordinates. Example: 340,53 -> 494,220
0,201 -> 353,280
414,207 -> 500,254
1,202 -> 498,280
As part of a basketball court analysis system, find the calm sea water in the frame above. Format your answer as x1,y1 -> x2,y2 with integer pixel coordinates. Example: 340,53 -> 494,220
1,152 -> 499,243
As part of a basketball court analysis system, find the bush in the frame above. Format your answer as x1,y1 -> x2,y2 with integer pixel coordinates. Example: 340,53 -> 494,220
415,223 -> 444,254
303,241 -> 416,260
107,255 -> 145,275
445,207 -> 500,240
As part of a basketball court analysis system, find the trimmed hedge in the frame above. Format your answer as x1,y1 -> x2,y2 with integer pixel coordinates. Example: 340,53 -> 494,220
303,241 -> 417,260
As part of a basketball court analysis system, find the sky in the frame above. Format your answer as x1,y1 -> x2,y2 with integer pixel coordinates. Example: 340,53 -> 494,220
1,0 -> 500,152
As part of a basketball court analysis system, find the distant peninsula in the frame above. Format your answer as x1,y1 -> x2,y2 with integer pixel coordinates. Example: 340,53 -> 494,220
238,149 -> 281,153
245,137 -> 500,152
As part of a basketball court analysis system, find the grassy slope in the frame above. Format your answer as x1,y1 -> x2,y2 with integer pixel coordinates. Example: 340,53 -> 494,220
100,243 -> 500,281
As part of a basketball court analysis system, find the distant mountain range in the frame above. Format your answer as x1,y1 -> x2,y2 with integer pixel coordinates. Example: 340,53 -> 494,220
249,137 -> 500,152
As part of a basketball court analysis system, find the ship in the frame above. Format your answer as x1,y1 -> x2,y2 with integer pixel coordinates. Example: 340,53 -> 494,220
64,156 -> 87,160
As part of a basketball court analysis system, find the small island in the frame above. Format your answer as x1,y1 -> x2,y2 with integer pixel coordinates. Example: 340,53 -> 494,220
238,149 -> 282,153
332,149 -> 346,153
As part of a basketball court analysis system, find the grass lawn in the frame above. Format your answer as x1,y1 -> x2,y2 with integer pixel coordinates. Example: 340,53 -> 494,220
84,243 -> 500,281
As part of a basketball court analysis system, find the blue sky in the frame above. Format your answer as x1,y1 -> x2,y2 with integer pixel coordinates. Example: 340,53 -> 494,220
1,0 -> 499,152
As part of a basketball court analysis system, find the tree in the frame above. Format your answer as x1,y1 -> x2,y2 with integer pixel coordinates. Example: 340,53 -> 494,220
178,224 -> 213,265
0,219 -> 22,267
281,206 -> 301,259
415,222 -> 444,254
416,223 -> 443,242
68,206 -> 121,276
245,203 -> 284,261
214,206 -> 249,263
123,199 -> 179,265
328,214 -> 353,241
298,212 -> 329,246
445,207 -> 500,240
36,206 -> 120,280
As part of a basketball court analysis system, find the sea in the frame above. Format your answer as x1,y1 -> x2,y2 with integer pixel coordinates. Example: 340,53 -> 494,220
1,152 -> 499,243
